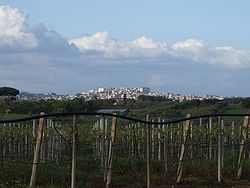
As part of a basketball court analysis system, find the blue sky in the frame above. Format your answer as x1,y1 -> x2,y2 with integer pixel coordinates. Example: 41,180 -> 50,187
2,0 -> 250,48
0,1 -> 250,96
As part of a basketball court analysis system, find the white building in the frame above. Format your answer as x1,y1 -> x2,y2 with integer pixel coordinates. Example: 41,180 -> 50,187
98,88 -> 106,92
139,87 -> 150,94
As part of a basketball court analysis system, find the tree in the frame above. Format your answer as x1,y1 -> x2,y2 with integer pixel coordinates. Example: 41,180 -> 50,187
0,87 -> 19,96
242,98 -> 250,109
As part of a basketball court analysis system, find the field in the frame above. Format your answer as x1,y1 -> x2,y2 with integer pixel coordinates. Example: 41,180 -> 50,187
1,112 -> 250,187
0,113 -> 29,120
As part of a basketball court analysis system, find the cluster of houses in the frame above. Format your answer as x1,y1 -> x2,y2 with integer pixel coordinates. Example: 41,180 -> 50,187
17,87 -> 225,102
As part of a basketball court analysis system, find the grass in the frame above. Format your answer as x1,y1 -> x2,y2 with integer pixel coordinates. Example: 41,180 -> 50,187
0,113 -> 29,120
2,140 -> 250,187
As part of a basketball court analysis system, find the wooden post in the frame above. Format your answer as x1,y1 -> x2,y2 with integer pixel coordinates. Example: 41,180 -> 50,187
131,124 -> 134,156
71,115 -> 76,188
32,119 -> 36,138
25,123 -> 28,155
217,116 -> 222,183
146,114 -> 151,188
158,117 -> 161,162
92,122 -> 95,156
47,119 -> 51,160
190,122 -> 193,159
232,121 -> 235,155
176,114 -> 191,183
151,120 -> 155,160
209,117 -> 212,160
221,119 -> 224,169
55,121 -> 59,163
199,118 -> 202,158
96,120 -> 100,158
40,119 -> 47,163
104,118 -> 108,176
163,120 -> 168,175
137,123 -> 141,159
105,115 -> 117,188
237,116 -> 249,179
170,124 -> 173,157
0,128 -> 3,183
3,123 -> 6,157
50,119 -> 54,159
29,112 -> 45,188
100,117 -> 105,171
17,123 -> 21,160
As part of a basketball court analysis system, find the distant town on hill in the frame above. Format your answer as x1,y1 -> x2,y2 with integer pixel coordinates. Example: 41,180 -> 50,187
17,87 -> 226,102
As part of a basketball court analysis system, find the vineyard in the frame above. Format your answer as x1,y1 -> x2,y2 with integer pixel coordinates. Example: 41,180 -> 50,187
0,112 -> 250,187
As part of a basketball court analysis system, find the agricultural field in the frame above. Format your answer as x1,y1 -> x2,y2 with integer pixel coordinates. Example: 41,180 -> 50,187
1,112 -> 250,187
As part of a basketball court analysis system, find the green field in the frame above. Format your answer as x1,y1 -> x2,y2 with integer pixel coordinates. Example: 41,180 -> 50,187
0,113 -> 29,120
1,97 -> 250,187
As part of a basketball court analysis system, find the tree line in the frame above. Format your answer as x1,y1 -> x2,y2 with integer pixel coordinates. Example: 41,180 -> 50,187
0,95 -> 250,119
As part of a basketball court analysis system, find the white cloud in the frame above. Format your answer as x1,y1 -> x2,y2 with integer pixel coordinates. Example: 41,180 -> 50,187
171,39 -> 209,62
69,32 -> 110,51
69,32 -> 167,58
70,33 -> 250,68
0,6 -> 37,48
0,5 -> 250,95
210,46 -> 250,68
0,5 -> 78,54
132,36 -> 166,49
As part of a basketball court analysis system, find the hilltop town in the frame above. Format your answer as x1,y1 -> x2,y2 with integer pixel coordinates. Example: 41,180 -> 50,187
17,87 -> 225,102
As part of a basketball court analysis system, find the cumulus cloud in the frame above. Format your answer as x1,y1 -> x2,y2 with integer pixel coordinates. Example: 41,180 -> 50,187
0,6 -> 37,49
171,39 -> 209,62
71,33 -> 250,68
69,32 -> 167,58
210,46 -> 250,68
1,5 -> 250,95
2,2 -> 244,69
29,24 -> 79,55
0,5 -> 78,54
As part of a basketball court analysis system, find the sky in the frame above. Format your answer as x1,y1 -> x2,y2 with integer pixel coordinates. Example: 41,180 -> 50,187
0,1 -> 250,96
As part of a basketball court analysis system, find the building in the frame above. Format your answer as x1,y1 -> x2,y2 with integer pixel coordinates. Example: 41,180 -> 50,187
139,87 -> 150,94
98,88 -> 106,92
97,109 -> 130,116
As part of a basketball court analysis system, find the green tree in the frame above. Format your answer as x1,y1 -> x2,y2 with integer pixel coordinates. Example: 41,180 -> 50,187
0,87 -> 19,96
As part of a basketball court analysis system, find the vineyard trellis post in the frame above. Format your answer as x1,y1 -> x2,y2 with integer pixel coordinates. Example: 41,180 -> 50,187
0,127 -> 4,183
231,121 -> 235,155
146,114 -> 151,188
32,119 -> 36,138
71,115 -> 76,188
100,117 -> 105,171
237,116 -> 249,179
29,112 -> 45,188
221,119 -> 224,169
176,114 -> 191,183
151,119 -> 155,160
163,120 -> 168,175
209,117 -> 212,160
158,117 -> 161,162
105,115 -> 117,188
104,118 -> 108,175
190,122 -> 193,159
217,116 -> 222,183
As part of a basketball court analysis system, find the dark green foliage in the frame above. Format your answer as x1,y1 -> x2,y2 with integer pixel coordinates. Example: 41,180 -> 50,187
0,87 -> 19,96
0,98 -> 116,115
138,95 -> 171,103
242,98 -> 250,109
1,97 -> 250,119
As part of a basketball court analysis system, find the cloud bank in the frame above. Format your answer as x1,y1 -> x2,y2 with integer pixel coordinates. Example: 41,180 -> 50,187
0,5 -> 250,96
70,33 -> 250,68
